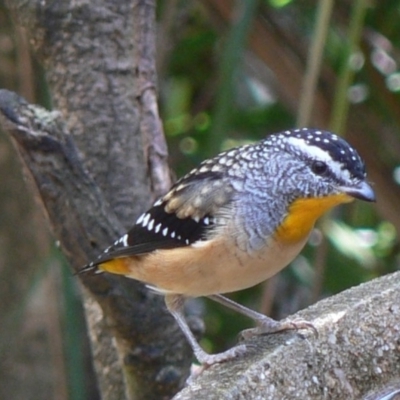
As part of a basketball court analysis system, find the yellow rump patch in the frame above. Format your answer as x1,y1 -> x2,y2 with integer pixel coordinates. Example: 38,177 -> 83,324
99,258 -> 131,275
275,193 -> 353,243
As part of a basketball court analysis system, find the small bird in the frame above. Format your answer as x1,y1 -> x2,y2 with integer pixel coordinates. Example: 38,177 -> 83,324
81,128 -> 375,366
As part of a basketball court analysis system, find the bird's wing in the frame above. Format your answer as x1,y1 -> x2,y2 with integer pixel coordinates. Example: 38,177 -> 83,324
93,170 -> 235,265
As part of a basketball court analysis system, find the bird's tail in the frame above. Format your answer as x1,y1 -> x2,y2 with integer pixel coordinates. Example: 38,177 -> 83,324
75,261 -> 103,276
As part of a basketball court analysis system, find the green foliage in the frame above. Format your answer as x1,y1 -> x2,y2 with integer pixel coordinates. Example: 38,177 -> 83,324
158,0 -> 399,354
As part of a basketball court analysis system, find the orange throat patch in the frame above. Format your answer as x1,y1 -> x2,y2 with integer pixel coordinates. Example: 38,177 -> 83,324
275,193 -> 354,243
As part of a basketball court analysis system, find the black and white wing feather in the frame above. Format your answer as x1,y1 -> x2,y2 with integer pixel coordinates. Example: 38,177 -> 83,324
91,168 -> 235,266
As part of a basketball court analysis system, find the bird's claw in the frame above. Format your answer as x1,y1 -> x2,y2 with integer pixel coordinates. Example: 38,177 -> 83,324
240,317 -> 318,340
196,343 -> 248,367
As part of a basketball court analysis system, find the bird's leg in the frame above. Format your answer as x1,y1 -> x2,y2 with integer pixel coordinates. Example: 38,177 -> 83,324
208,294 -> 316,339
164,294 -> 247,366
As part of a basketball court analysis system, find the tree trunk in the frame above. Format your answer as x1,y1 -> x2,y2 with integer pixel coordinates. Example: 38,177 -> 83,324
1,1 -> 192,399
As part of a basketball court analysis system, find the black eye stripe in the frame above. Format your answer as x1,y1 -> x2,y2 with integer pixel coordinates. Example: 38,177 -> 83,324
278,129 -> 366,180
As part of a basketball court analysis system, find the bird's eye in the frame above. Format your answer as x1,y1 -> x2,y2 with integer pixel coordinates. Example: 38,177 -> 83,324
311,161 -> 328,175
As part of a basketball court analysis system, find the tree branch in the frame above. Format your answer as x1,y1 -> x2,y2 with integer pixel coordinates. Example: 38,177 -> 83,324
0,89 -> 192,399
2,0 -> 193,397
175,271 -> 400,399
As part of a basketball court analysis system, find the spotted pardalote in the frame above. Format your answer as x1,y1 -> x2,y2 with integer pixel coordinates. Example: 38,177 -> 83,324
81,128 -> 375,366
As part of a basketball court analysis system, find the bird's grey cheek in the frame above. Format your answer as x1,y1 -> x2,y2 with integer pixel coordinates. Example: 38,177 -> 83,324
294,177 -> 327,198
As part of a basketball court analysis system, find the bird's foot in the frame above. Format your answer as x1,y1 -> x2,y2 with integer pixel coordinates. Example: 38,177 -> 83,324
240,316 -> 317,340
195,343 -> 248,367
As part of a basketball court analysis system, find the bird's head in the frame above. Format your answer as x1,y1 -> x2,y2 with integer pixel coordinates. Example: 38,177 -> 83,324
271,128 -> 375,203
267,128 -> 375,243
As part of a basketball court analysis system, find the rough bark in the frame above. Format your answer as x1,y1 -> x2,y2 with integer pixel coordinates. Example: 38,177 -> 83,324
1,0 -> 192,399
0,115 -> 55,400
175,272 -> 400,399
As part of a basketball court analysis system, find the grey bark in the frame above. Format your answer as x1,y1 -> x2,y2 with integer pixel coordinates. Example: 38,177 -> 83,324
174,271 -> 400,400
1,0 -> 192,399
0,119 -> 55,400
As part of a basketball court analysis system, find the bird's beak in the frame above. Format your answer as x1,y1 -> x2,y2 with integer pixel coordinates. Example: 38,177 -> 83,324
339,181 -> 376,202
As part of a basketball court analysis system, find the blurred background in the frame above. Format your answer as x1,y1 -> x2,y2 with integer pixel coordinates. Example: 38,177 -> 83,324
0,0 -> 399,399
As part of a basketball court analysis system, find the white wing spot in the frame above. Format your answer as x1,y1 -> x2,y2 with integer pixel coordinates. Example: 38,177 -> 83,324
171,231 -> 176,238
162,227 -> 168,236
155,223 -> 162,233
204,217 -> 210,225
136,213 -> 146,225
121,234 -> 128,246
147,219 -> 154,231
142,213 -> 150,227
153,198 -> 163,206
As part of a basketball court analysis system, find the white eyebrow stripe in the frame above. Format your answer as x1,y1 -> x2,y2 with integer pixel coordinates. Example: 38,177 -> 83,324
286,137 -> 351,180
